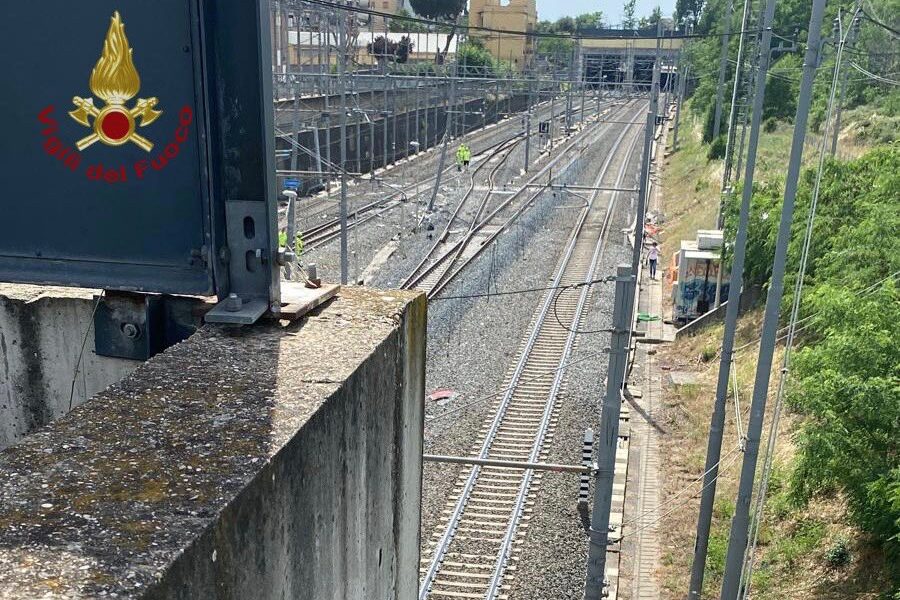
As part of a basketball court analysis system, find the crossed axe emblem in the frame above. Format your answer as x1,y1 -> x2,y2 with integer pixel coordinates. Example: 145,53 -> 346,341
69,96 -> 162,152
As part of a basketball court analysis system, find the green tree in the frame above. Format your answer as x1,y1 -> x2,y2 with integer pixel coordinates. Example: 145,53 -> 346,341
639,6 -> 664,29
623,0 -> 637,29
389,8 -> 428,33
789,282 -> 900,562
764,54 -> 801,121
575,11 -> 605,31
409,0 -> 465,63
457,41 -> 496,78
554,16 -> 577,33
720,145 -> 900,565
675,0 -> 705,28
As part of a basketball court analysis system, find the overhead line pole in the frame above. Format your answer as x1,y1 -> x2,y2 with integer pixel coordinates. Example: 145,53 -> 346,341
831,2 -> 862,157
720,1 -> 829,597
673,56 -> 687,151
427,14 -> 462,213
712,1 -> 735,140
687,0 -> 779,594
337,9 -> 349,284
583,264 -> 634,600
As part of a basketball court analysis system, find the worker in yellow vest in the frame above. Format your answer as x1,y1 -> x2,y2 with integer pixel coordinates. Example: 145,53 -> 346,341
456,143 -> 471,171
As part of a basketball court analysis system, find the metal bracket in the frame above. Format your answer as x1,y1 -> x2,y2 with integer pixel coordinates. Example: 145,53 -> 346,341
206,200 -> 277,325
94,291 -> 207,360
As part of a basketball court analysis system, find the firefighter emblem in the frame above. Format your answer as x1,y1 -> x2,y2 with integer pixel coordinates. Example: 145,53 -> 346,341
68,11 -> 161,152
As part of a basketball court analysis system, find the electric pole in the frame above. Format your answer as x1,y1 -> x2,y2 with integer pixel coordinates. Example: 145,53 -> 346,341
583,265 -> 634,600
713,1 -> 735,140
687,0 -> 780,594
720,1 -> 828,597
720,0 -> 754,198
673,59 -> 687,151
427,14 -> 462,213
337,10 -> 349,284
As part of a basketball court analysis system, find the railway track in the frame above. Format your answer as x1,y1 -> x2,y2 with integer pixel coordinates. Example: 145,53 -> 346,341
418,105 -> 645,600
298,97 -> 618,250
300,134 -> 521,249
401,101 -> 642,298
399,136 -> 525,291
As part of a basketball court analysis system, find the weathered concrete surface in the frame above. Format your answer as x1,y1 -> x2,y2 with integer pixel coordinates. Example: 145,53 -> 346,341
0,285 -> 139,450
0,287 -> 426,599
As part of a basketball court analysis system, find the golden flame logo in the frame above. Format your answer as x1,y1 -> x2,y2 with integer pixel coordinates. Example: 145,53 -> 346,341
68,11 -> 162,151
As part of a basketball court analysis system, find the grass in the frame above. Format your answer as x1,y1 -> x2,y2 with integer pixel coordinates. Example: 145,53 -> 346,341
657,309 -> 896,599
655,106 -> 895,598
657,111 -> 721,261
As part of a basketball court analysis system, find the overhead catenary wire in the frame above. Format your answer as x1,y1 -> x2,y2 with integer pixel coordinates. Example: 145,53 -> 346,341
848,61 -> 900,85
727,270 -> 900,355
298,0 -> 772,43
861,9 -> 900,37
430,276 -> 613,302
731,359 -> 746,450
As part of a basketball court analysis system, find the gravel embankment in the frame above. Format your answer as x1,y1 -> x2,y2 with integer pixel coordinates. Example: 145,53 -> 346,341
298,99 -> 646,596
505,126 -> 643,600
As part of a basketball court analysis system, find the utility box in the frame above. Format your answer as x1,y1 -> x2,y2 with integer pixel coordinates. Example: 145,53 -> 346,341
670,230 -> 730,323
1,1 -> 279,323
696,229 -> 724,251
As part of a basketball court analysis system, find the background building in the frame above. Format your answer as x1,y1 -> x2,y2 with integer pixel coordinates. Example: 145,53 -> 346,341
469,0 -> 538,71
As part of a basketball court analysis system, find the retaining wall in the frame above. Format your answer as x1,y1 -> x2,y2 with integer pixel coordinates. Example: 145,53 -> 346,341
0,287 -> 426,599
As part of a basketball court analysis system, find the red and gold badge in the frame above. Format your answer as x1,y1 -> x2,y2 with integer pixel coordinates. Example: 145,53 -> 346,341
68,11 -> 161,151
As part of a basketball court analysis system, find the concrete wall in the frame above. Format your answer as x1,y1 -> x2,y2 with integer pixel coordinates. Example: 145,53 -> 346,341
0,287 -> 425,600
0,285 -> 138,450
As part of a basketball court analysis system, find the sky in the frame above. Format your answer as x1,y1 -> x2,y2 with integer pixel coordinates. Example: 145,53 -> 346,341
535,1 -> 677,25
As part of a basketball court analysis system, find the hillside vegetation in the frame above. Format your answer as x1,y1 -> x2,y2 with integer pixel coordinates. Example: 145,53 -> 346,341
657,0 -> 899,597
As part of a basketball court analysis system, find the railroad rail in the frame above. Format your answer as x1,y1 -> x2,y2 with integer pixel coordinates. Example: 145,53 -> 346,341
402,101 -> 642,298
418,104 -> 645,600
298,97 -> 615,249
301,134 -> 521,249
399,136 -> 525,290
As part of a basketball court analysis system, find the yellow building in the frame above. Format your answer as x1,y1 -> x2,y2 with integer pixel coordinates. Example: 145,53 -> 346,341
469,0 -> 537,71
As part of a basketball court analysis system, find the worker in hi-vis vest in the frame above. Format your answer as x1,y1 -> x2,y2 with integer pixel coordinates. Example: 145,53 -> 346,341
456,143 -> 471,171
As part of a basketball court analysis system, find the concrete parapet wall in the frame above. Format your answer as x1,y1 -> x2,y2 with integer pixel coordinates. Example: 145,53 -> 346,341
0,285 -> 139,450
0,287 -> 426,599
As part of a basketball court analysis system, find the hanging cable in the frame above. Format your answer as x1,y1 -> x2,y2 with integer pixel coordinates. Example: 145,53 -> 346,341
618,448 -> 745,543
848,61 -> 900,85
299,0 -> 770,43
619,443 -> 744,531
68,291 -> 105,411
431,276 -> 612,302
550,286 -> 615,335
731,359 -> 746,450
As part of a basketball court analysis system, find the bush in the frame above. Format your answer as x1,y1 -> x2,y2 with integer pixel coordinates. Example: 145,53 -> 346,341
763,117 -> 778,133
824,537 -> 852,567
707,135 -> 727,160
700,345 -> 718,362
764,54 -> 801,121
457,41 -> 496,77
